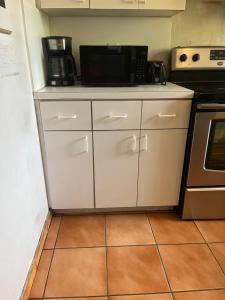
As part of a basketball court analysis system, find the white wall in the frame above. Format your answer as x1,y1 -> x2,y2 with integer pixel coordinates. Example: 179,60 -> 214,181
49,0 -> 225,74
172,0 -> 225,47
22,0 -> 50,90
0,0 -> 48,299
50,17 -> 172,71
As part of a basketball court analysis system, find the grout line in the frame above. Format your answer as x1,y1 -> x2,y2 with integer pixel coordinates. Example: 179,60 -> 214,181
193,221 -> 225,276
42,216 -> 63,298
105,215 -> 109,297
146,214 -> 175,300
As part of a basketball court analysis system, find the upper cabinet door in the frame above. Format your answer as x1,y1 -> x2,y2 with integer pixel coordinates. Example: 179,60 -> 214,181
39,0 -> 90,9
90,0 -> 138,9
138,0 -> 186,10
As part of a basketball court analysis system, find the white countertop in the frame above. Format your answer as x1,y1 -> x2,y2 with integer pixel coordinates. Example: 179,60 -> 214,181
34,82 -> 194,100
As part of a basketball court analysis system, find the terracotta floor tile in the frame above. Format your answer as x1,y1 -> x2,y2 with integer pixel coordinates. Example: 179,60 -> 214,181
106,214 -> 155,246
195,220 -> 225,242
44,216 -> 61,249
109,294 -> 173,300
173,290 -> 225,300
159,244 -> 225,292
209,243 -> 225,273
29,250 -> 53,299
148,213 -> 204,244
107,246 -> 169,295
44,248 -> 107,298
56,215 -> 105,248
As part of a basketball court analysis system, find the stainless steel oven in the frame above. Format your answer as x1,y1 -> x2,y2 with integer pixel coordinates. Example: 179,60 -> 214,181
170,46 -> 225,219
183,103 -> 225,219
188,104 -> 225,186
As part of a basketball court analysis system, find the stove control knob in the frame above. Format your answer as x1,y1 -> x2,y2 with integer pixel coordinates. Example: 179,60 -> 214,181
179,54 -> 188,62
192,53 -> 200,62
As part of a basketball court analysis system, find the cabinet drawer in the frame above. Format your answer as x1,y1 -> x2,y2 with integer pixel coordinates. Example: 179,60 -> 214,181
91,0 -> 138,9
93,101 -> 141,130
142,100 -> 191,129
40,101 -> 92,130
38,0 -> 90,9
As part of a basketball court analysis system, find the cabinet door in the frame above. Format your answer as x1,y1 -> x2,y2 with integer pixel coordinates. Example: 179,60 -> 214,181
138,129 -> 187,207
138,0 -> 186,10
91,0 -> 138,9
44,131 -> 94,209
94,131 -> 139,208
39,0 -> 90,9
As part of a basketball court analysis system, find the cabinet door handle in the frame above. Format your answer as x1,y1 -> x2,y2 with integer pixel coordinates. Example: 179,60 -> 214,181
83,136 -> 89,153
131,135 -> 137,152
108,114 -> 128,119
140,135 -> 148,152
139,0 -> 146,3
158,113 -> 177,118
57,114 -> 77,120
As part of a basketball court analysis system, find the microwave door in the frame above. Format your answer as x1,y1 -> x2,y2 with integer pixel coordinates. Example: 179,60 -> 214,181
80,46 -> 137,86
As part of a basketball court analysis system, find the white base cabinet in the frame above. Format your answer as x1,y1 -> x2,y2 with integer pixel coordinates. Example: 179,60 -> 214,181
44,131 -> 94,209
94,131 -> 139,208
40,99 -> 191,210
138,129 -> 188,207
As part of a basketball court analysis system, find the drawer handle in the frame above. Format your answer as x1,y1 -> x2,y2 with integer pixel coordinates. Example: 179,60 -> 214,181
108,114 -> 128,119
57,114 -> 77,120
140,135 -> 148,152
74,0 -> 85,2
139,0 -> 146,3
158,113 -> 177,118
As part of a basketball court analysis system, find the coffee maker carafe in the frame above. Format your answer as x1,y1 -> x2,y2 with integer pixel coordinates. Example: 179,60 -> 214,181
42,36 -> 77,86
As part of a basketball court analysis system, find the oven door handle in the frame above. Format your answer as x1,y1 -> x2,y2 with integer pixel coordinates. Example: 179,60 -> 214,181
197,103 -> 225,110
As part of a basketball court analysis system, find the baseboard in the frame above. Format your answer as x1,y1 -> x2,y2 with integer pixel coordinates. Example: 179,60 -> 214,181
20,211 -> 52,300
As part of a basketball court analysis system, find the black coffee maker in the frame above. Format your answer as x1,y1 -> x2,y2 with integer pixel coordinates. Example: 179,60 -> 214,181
42,36 -> 77,86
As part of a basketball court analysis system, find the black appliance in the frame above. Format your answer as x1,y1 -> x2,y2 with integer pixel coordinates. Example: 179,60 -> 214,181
80,45 -> 148,86
170,46 -> 225,220
42,36 -> 77,86
146,61 -> 167,85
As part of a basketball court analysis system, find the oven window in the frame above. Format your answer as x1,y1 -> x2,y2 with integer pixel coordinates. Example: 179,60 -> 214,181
205,120 -> 225,170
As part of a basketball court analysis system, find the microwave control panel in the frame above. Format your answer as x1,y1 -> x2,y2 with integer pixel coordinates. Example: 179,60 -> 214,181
172,47 -> 225,70
135,48 -> 148,83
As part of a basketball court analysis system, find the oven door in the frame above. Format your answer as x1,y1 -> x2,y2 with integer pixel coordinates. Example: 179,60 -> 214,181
80,46 -> 136,86
187,103 -> 225,187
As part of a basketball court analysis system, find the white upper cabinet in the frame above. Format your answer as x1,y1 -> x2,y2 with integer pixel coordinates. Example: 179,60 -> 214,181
37,0 -> 90,9
138,0 -> 186,10
36,0 -> 186,16
90,0 -> 138,9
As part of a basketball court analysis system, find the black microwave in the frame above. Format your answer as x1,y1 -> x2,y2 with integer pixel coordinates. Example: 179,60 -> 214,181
80,45 -> 148,86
